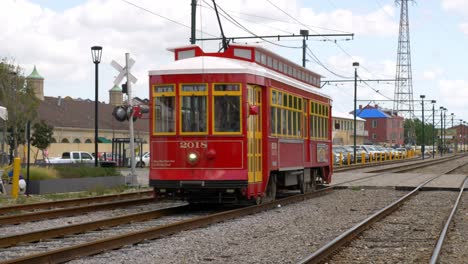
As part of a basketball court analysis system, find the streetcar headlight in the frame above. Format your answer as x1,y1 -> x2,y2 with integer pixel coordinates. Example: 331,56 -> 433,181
187,152 -> 199,165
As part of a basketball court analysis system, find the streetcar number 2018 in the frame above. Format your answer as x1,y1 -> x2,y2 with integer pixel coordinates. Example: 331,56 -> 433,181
179,141 -> 207,149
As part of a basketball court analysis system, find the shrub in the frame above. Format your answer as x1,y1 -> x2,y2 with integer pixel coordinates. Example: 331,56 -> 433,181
53,166 -> 120,179
20,167 -> 58,180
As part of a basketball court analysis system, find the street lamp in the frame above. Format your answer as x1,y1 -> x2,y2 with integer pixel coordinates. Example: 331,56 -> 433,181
459,119 -> 463,153
91,46 -> 102,167
451,113 -> 454,152
439,106 -> 444,157
420,95 -> 425,159
431,100 -> 436,158
353,62 -> 359,164
463,121 -> 467,152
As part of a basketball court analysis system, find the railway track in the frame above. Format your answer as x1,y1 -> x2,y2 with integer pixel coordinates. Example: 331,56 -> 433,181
0,156 -> 464,263
0,188 -> 334,263
0,196 -> 156,225
0,190 -> 153,215
298,162 -> 468,263
333,153 -> 464,173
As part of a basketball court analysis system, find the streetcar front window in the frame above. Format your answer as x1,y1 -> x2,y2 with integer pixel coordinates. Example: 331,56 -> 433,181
155,97 -> 175,133
153,85 -> 175,135
213,84 -> 241,134
181,84 -> 207,134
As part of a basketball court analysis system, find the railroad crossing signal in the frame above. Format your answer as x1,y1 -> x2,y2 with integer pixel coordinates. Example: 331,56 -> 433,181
111,58 -> 137,85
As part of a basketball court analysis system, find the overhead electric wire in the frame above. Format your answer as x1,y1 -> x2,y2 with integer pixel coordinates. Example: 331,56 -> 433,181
120,0 -> 218,38
306,47 -> 352,79
202,0 -> 302,49
265,0 -> 393,80
215,9 -> 353,34
198,3 -> 293,35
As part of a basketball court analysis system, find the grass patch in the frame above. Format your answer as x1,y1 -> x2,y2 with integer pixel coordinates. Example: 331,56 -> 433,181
54,166 -> 120,179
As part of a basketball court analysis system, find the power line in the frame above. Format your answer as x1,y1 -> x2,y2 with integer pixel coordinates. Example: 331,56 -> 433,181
201,0 -> 303,49
120,0 -> 218,38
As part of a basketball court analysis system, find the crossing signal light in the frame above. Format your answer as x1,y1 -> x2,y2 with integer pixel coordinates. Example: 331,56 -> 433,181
113,105 -> 148,122
112,106 -> 128,122
122,82 -> 128,95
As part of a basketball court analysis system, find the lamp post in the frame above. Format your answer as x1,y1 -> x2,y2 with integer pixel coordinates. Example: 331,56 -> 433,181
91,46 -> 102,167
451,113 -> 454,152
420,95 -> 425,159
460,119 -> 463,153
463,121 -> 466,152
444,109 -> 447,153
431,100 -> 436,158
353,62 -> 359,164
439,106 -> 444,157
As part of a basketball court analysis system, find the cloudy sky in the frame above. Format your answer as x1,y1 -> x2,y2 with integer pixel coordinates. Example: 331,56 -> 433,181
2,0 -> 468,125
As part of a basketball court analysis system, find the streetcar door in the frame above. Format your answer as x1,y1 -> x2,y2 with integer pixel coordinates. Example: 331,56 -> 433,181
247,85 -> 262,185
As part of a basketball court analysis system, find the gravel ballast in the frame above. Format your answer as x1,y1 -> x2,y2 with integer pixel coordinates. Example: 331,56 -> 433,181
68,189 -> 404,264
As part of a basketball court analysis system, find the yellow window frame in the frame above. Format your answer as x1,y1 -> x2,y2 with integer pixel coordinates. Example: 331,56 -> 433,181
212,83 -> 243,135
152,84 -> 176,136
310,101 -> 330,140
179,83 -> 208,135
270,88 -> 302,138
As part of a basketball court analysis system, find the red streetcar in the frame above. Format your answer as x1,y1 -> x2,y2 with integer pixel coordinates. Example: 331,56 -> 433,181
148,44 -> 332,204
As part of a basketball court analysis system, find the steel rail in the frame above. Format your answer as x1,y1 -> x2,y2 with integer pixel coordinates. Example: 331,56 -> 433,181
298,164 -> 464,264
0,205 -> 190,248
0,190 -> 153,215
0,188 -> 333,264
429,176 -> 468,264
334,153 -> 463,172
366,154 -> 464,173
0,197 -> 155,225
331,154 -> 467,188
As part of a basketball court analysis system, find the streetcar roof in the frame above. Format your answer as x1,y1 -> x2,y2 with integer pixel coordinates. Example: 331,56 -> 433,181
149,56 -> 331,100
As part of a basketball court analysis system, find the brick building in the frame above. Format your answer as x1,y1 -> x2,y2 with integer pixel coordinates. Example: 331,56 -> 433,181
352,105 -> 404,146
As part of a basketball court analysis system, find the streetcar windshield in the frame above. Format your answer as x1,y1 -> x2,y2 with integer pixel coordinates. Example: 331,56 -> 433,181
181,84 -> 207,133
213,84 -> 241,133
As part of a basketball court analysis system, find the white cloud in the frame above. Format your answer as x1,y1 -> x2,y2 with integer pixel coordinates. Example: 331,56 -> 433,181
0,0 -> 399,102
441,0 -> 468,15
422,67 -> 444,80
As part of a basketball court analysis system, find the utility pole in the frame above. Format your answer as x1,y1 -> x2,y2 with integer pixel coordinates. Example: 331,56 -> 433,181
190,0 -> 197,44
300,30 -> 308,67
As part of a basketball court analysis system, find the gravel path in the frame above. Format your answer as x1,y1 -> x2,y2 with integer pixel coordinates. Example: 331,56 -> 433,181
439,193 -> 468,263
328,191 -> 460,263
67,189 -> 404,264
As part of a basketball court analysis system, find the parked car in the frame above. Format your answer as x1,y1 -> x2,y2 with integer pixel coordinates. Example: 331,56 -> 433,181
128,152 -> 150,167
47,151 -> 94,165
332,146 -> 354,164
347,145 -> 370,162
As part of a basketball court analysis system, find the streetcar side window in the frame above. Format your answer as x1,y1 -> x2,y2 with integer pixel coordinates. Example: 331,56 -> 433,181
270,89 -> 303,138
153,85 -> 175,135
180,84 -> 208,134
213,84 -> 242,134
310,101 -> 329,140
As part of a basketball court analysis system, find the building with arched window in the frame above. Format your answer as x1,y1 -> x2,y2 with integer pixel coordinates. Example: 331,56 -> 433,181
24,67 -> 149,159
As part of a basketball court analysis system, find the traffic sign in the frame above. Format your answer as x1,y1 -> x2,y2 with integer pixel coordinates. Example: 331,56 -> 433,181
111,58 -> 137,85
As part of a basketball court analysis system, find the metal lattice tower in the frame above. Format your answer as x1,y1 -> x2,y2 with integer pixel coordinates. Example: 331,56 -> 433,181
393,0 -> 415,144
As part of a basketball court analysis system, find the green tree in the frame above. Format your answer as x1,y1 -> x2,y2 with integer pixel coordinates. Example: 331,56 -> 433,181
30,120 -> 54,162
0,59 -> 40,158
